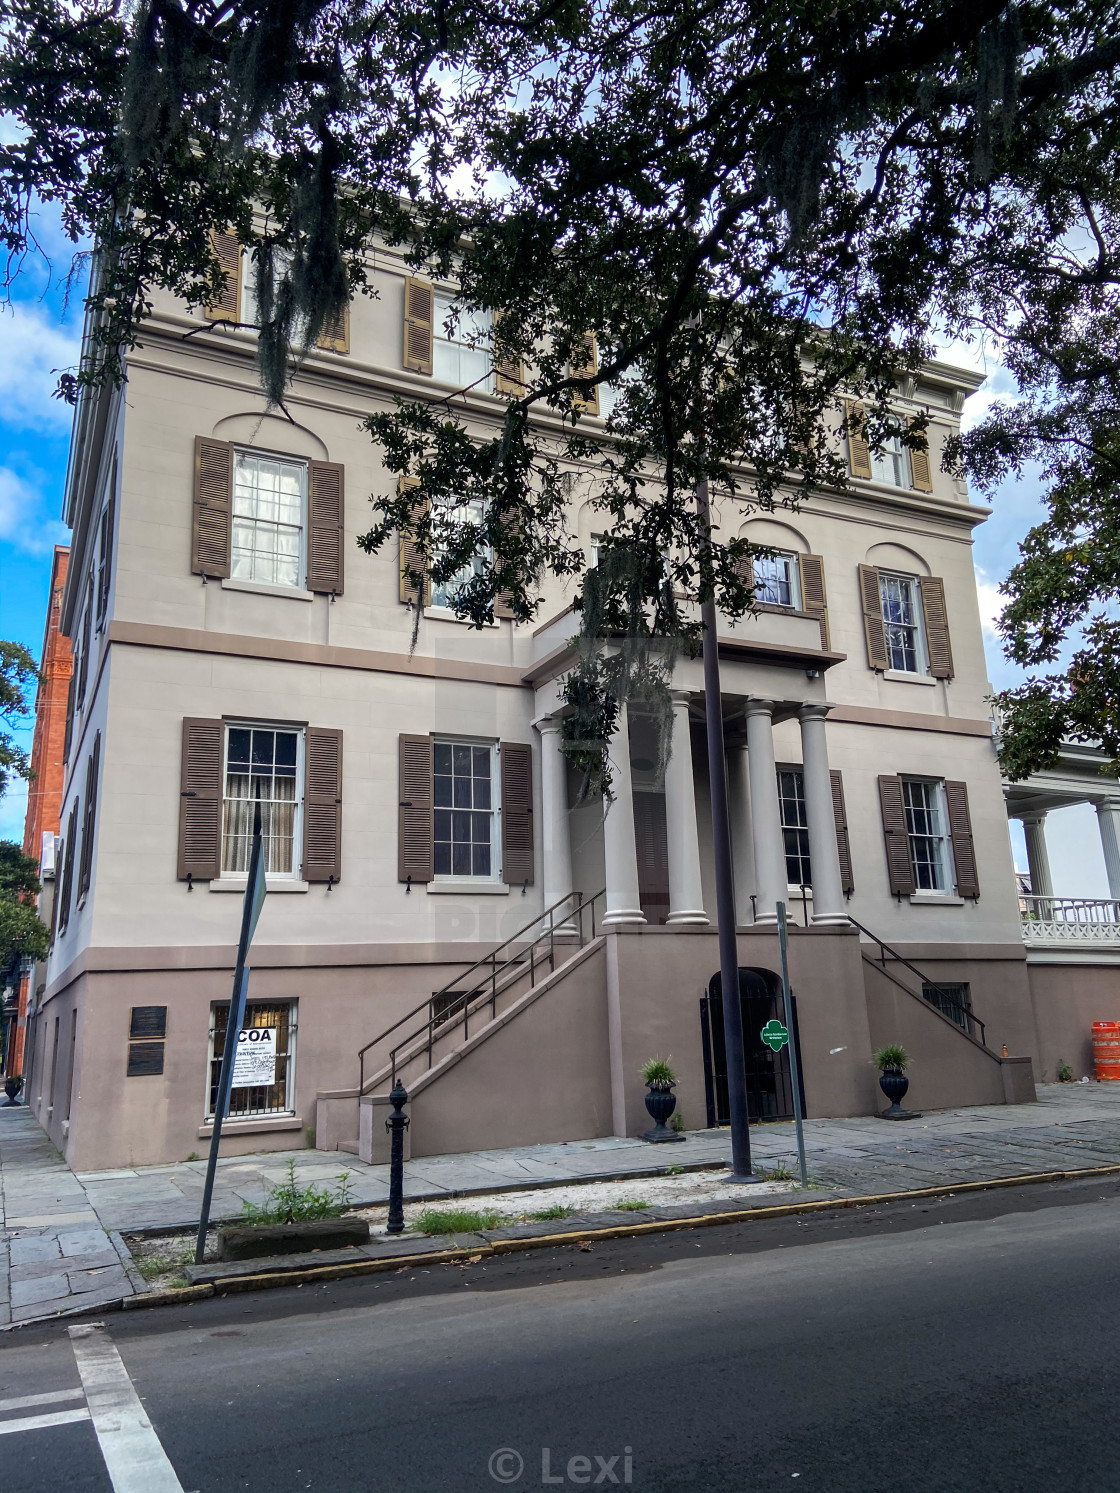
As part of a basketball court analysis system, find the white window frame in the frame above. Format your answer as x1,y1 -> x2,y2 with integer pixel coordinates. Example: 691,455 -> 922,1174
901,777 -> 956,894
230,448 -> 308,592
206,998 -> 297,1120
95,504 -> 111,630
879,571 -> 928,675
220,721 -> 305,882
429,494 -> 493,611
871,433 -> 911,489
777,767 -> 812,888
754,551 -> 802,609
432,736 -> 502,883
433,292 -> 494,394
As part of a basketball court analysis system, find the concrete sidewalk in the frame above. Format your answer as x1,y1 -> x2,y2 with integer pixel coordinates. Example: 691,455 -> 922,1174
3,1083 -> 1120,1321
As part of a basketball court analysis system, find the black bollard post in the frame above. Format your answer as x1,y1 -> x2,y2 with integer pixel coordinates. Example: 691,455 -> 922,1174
385,1081 -> 410,1235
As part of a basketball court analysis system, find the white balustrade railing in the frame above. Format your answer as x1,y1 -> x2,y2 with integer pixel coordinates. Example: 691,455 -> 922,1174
1020,895 -> 1120,944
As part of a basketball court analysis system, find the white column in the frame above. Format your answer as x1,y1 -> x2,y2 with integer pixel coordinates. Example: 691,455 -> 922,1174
799,704 -> 847,925
601,702 -> 646,926
1095,799 -> 1120,901
534,715 -> 574,928
664,690 -> 708,925
745,699 -> 786,924
1021,813 -> 1053,900
726,740 -> 756,925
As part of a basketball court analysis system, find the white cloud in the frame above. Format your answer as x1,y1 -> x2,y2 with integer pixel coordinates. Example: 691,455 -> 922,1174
0,467 -> 69,555
0,780 -> 28,844
973,565 -> 1005,644
0,300 -> 83,432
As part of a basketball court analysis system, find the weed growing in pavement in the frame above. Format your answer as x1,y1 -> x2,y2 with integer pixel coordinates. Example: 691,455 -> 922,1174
665,1163 -> 684,1176
411,1207 -> 504,1235
528,1204 -> 577,1221
1057,1059 -> 1075,1082
240,1158 -> 354,1225
614,1199 -> 650,1211
759,1164 -> 795,1181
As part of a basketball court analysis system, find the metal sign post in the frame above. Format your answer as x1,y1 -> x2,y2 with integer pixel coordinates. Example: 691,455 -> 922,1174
775,901 -> 808,1189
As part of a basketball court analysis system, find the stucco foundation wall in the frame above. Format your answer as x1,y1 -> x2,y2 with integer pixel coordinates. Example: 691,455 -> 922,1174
863,964 -> 1006,1110
405,943 -> 613,1156
1028,962 -> 1120,1081
884,947 -> 1037,1067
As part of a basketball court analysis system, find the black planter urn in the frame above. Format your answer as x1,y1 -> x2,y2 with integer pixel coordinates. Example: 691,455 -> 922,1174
3,1076 -> 23,1106
641,1083 -> 685,1143
878,1068 -> 913,1120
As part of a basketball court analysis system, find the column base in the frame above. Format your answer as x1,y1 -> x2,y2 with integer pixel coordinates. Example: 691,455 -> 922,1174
753,910 -> 778,925
666,910 -> 710,926
811,911 -> 851,927
601,908 -> 647,927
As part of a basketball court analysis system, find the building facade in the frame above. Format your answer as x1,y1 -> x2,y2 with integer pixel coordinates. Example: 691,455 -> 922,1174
28,238 -> 1120,1170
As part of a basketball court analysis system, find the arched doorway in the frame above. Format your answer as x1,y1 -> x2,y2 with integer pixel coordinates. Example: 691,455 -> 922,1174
700,968 -> 806,1126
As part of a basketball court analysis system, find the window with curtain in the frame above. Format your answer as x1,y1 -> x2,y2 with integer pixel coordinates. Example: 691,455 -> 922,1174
871,433 -> 910,488
777,768 -> 812,886
902,778 -> 954,891
754,552 -> 801,608
221,725 -> 302,876
433,293 -> 493,393
879,572 -> 927,673
433,739 -> 499,878
231,450 -> 306,588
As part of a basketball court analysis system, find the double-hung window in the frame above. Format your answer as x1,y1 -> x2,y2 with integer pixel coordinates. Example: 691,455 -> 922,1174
902,778 -> 954,892
433,739 -> 500,879
433,293 -> 493,393
777,769 -> 812,887
879,572 -> 926,674
871,433 -> 910,488
221,724 -> 303,878
430,494 -> 492,610
754,551 -> 801,609
231,451 -> 306,589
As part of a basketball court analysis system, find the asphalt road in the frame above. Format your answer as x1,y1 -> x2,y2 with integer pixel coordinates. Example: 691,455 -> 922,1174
2,1175 -> 1119,1493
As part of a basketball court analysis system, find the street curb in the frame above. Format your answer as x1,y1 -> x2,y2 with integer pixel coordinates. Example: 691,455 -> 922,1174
111,1159 -> 1120,1308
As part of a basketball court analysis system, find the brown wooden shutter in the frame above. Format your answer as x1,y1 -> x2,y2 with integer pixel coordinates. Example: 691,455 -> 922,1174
908,419 -> 933,492
205,231 -> 242,323
192,436 -> 233,579
178,718 -> 223,880
845,400 -> 873,479
878,775 -> 916,896
77,732 -> 100,902
919,576 -> 954,679
58,800 -> 78,933
403,278 -> 434,374
858,563 -> 889,670
500,741 -> 534,885
317,301 -> 350,354
570,333 -> 600,416
798,553 -> 830,649
303,727 -> 343,883
398,734 -> 433,883
493,309 -> 525,397
398,477 -> 432,607
307,460 -> 345,595
830,769 -> 854,894
945,780 -> 980,898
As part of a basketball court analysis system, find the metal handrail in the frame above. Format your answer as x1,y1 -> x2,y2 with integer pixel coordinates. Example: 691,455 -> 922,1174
847,914 -> 987,1047
358,889 -> 605,1094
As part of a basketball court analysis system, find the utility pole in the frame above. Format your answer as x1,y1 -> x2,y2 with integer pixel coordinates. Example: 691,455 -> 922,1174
696,476 -> 756,1182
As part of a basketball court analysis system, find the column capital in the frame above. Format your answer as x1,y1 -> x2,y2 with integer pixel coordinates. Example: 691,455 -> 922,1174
532,713 -> 564,736
1095,796 -> 1120,815
668,688 -> 693,710
798,702 -> 833,724
744,697 -> 776,719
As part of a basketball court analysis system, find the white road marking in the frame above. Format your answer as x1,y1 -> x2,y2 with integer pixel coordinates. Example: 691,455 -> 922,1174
0,1407 -> 91,1435
68,1323 -> 185,1493
0,1387 -> 85,1413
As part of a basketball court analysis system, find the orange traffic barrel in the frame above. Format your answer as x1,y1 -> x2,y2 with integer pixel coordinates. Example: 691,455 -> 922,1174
1093,1022 -> 1120,1081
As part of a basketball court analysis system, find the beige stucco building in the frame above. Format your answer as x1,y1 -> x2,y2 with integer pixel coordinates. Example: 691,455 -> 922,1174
27,237 -> 1120,1171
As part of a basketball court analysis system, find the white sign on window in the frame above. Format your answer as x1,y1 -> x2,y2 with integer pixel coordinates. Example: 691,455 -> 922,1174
231,1026 -> 277,1088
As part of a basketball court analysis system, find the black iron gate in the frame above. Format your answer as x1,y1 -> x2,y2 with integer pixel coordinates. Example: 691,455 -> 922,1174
700,967 -> 806,1126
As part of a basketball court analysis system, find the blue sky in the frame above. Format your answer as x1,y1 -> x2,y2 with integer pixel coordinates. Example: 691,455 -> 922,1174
0,216 -> 1103,892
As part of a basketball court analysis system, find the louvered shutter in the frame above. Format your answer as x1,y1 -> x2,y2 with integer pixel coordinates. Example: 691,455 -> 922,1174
945,781 -> 979,898
63,670 -> 75,763
919,576 -> 954,679
403,278 -> 434,374
493,507 -> 521,620
398,477 -> 432,607
192,437 -> 233,579
178,718 -> 223,880
307,460 -> 345,595
77,732 -> 100,901
830,769 -> 854,894
303,728 -> 343,882
798,553 -> 830,649
493,310 -> 525,397
878,775 -> 916,896
205,231 -> 242,323
909,420 -> 933,492
570,333 -> 600,416
500,741 -> 534,885
317,302 -> 350,354
398,735 -> 433,883
858,564 -> 890,670
845,400 -> 873,479
58,800 -> 78,933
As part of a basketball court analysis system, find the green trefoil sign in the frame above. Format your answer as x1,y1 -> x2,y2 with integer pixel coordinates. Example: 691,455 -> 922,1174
760,1019 -> 789,1053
